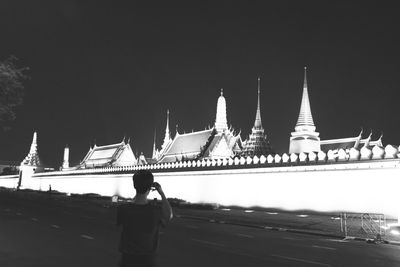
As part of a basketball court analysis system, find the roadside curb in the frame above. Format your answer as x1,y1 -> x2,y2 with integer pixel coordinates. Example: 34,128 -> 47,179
177,214 -> 344,239
177,214 -> 400,246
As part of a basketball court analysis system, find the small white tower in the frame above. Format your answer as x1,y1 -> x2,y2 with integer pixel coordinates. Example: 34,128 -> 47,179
289,67 -> 321,154
215,88 -> 228,133
62,145 -> 69,169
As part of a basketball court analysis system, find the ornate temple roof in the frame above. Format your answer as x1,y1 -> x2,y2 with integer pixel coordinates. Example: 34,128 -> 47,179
80,139 -> 136,168
320,131 -> 383,152
21,132 -> 41,167
242,78 -> 273,156
158,129 -> 214,163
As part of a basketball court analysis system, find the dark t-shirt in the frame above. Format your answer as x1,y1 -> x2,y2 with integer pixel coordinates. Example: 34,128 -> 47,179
117,203 -> 163,255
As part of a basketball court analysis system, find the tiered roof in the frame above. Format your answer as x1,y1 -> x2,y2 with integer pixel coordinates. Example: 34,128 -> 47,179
21,132 -> 41,166
242,78 -> 272,156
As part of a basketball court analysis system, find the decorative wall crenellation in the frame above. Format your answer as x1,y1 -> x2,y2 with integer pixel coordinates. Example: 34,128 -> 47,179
34,144 -> 399,177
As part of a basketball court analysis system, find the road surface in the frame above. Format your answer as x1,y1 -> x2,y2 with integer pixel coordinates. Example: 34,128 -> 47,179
0,191 -> 399,266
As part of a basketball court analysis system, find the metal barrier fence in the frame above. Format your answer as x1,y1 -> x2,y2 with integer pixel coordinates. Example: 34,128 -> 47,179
341,212 -> 386,240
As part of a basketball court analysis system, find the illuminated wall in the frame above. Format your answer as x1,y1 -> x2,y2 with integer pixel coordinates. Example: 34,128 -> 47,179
1,159 -> 397,219
2,145 -> 400,220
0,174 -> 19,188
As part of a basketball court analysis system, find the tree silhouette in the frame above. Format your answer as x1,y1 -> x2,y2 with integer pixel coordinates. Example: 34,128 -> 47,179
0,56 -> 28,131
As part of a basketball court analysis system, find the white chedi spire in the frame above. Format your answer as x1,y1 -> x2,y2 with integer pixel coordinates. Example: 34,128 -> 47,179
21,131 -> 41,166
295,66 -> 316,132
62,145 -> 69,169
289,67 -> 320,154
215,88 -> 228,133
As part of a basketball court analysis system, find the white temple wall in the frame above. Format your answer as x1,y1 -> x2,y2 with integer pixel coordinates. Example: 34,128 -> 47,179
7,161 -> 399,219
0,175 -> 19,188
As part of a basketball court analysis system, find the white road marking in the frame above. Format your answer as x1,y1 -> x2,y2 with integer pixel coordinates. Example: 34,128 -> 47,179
221,208 -> 231,211
244,210 -> 254,213
4,208 -> 10,212
31,218 -> 39,222
267,212 -> 278,215
236,233 -> 254,238
191,238 -> 225,247
312,245 -> 336,250
81,234 -> 94,240
326,239 -> 349,243
51,224 -> 60,229
297,214 -> 309,218
16,212 -> 22,216
271,254 -> 331,266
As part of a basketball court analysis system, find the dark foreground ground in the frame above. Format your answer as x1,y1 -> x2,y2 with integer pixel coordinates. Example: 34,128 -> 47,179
1,189 -> 400,267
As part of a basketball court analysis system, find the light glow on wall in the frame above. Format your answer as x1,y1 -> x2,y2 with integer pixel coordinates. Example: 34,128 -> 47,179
1,160 -> 400,221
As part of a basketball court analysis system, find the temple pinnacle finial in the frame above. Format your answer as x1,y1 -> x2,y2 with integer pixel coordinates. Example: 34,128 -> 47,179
152,128 -> 157,159
220,88 -> 223,96
166,109 -> 170,132
303,66 -> 308,89
254,77 -> 263,129
160,109 -> 172,151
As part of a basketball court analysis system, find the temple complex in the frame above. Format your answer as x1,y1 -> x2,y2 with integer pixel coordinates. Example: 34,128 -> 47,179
242,78 -> 273,156
157,89 -> 242,163
289,67 -> 321,154
78,138 -> 136,168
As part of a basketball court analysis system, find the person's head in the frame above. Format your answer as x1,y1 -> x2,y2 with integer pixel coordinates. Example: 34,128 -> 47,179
133,170 -> 154,194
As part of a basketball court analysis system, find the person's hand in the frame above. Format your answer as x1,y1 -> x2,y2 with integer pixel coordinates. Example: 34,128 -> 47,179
153,182 -> 164,196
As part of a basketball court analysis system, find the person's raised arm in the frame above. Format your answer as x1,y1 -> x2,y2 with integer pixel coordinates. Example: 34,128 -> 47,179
153,182 -> 173,224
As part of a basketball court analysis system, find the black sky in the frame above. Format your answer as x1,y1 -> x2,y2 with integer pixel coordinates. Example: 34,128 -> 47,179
0,0 -> 399,167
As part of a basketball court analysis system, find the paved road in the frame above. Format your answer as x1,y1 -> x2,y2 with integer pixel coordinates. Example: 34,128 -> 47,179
1,192 -> 400,266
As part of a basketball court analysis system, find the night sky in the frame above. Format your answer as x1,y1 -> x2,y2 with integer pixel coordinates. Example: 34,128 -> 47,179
0,1 -> 399,167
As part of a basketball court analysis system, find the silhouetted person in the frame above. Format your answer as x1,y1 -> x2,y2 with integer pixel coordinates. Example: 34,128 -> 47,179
117,170 -> 173,267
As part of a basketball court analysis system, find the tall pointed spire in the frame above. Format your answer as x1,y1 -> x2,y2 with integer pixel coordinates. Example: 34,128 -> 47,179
161,109 -> 172,151
295,66 -> 316,132
289,67 -> 320,154
215,88 -> 228,133
152,128 -> 158,159
254,77 -> 263,129
241,77 -> 273,157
